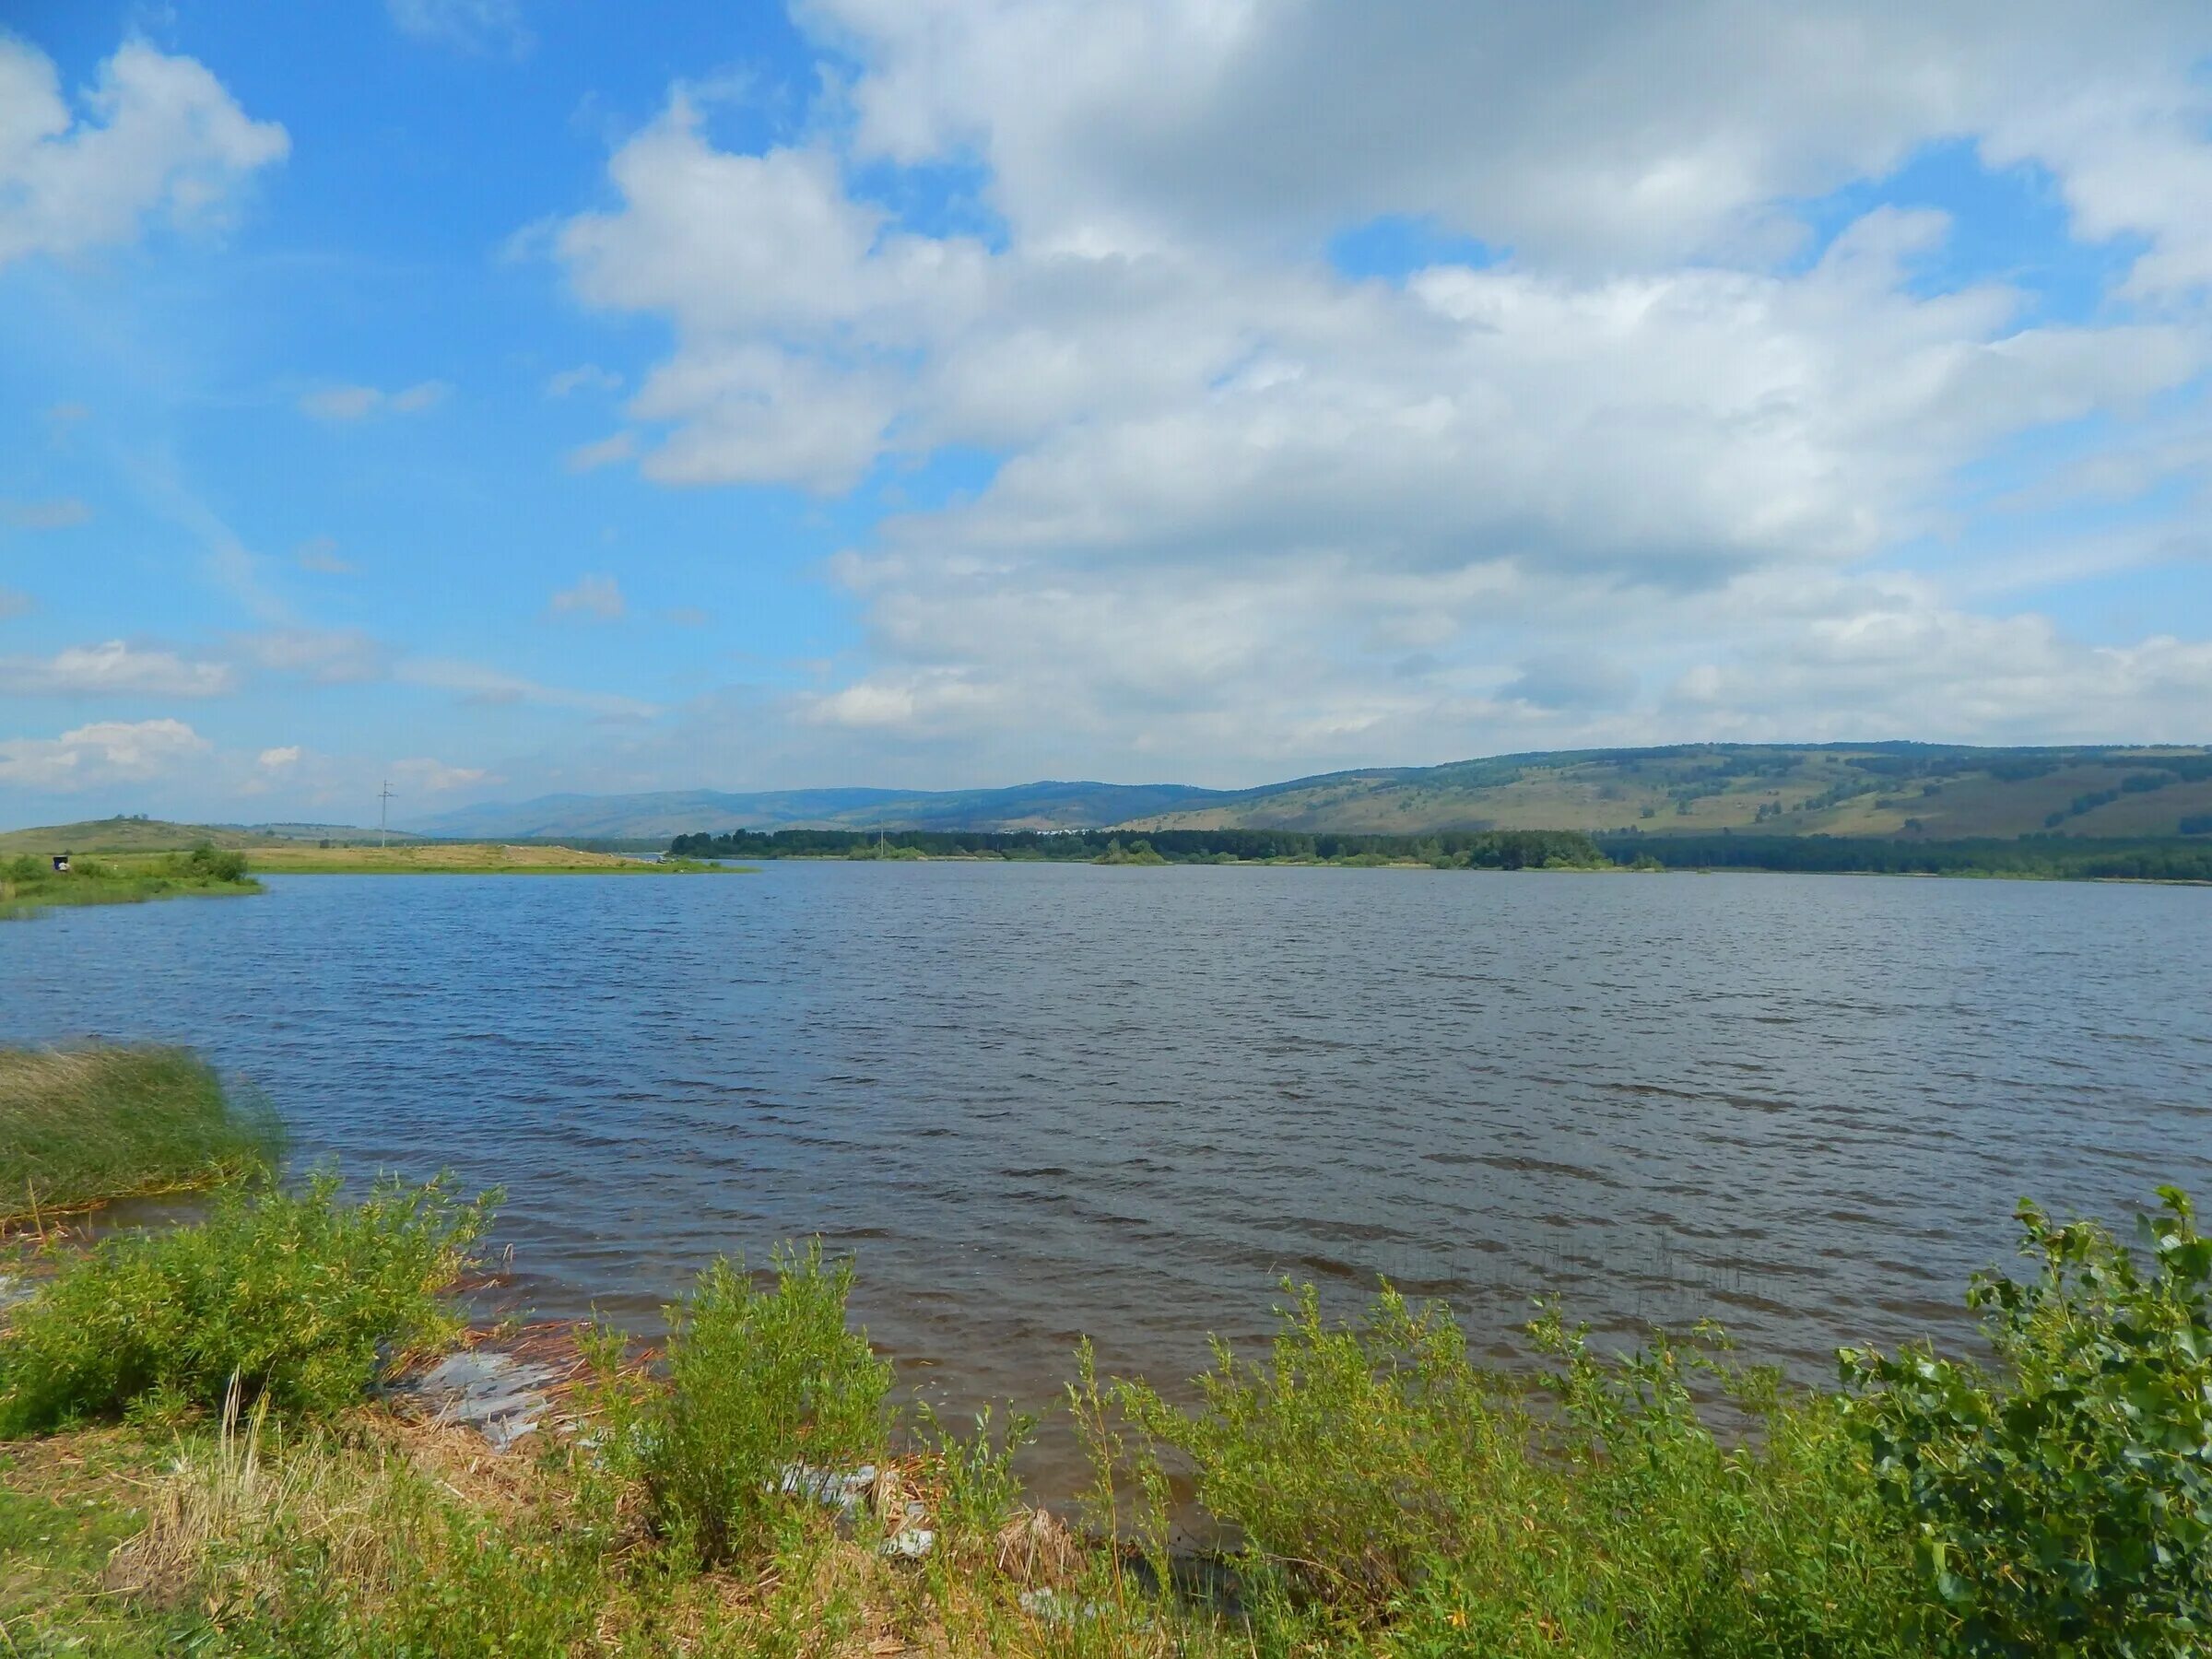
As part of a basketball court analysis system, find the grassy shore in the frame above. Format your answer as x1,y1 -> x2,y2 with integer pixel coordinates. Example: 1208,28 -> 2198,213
126,843 -> 736,876
0,847 -> 263,920
0,1059 -> 2203,1654
0,1046 -> 279,1222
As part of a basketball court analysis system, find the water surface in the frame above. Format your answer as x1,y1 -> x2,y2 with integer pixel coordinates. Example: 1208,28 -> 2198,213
4,864 -> 2206,1425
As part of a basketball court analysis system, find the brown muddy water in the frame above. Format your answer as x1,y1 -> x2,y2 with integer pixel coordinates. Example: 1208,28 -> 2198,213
4,863 -> 2207,1481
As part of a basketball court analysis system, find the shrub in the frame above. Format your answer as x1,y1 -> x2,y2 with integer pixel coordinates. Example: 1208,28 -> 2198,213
1120,1282 -> 1517,1614
171,843 -> 251,883
916,1400 -> 1039,1570
0,1044 -> 279,1218
1843,1187 -> 2212,1657
626,1241 -> 893,1566
0,1172 -> 496,1434
1121,1285 -> 1913,1655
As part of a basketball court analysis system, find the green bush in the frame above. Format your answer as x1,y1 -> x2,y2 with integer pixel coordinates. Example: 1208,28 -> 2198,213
1843,1187 -> 2212,1656
916,1400 -> 1038,1569
1120,1282 -> 1516,1614
1122,1285 -> 1913,1655
625,1241 -> 893,1566
0,1172 -> 496,1434
170,843 -> 251,883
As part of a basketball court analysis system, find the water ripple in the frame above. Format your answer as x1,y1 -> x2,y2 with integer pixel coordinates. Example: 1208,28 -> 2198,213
1,863 -> 2206,1425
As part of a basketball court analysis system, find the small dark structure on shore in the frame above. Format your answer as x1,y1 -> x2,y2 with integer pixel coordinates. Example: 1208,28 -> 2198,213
50,853 -> 69,874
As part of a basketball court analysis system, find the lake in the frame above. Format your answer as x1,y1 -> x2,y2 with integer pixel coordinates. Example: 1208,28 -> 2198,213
4,864 -> 2207,1430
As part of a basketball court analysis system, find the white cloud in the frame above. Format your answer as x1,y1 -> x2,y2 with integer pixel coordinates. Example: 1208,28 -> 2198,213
536,3 -> 2212,775
389,755 -> 492,792
811,0 -> 2212,274
0,718 -> 211,790
385,0 -> 533,57
0,37 -> 287,268
394,657 -> 660,719
1,498 -> 91,531
0,640 -> 238,698
546,363 -> 622,398
548,573 -> 626,620
299,381 -> 451,421
257,745 -> 302,770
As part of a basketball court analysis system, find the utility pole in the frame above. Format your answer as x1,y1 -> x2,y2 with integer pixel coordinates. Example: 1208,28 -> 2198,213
378,780 -> 395,849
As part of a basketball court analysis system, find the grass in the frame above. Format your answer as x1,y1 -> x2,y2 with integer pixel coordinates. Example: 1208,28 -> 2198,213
153,841 -> 735,875
0,847 -> 262,920
0,1045 -> 281,1221
0,1132 -> 2202,1654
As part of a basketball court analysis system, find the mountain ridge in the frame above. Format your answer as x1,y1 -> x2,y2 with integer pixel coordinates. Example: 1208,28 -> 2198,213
404,743 -> 2212,843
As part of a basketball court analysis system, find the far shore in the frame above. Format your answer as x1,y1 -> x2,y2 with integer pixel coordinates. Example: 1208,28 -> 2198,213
110,845 -> 742,877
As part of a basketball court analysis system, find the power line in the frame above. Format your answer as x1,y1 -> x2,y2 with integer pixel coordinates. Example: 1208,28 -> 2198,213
378,780 -> 395,849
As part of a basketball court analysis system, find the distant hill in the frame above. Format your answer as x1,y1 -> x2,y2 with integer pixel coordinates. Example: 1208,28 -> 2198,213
0,818 -> 404,854
406,781 -> 1230,840
22,746 -> 2211,852
1116,743 -> 2212,840
412,743 -> 2212,842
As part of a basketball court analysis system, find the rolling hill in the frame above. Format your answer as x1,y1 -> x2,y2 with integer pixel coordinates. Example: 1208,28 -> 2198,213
15,746 -> 2210,852
406,744 -> 2212,842
0,818 -> 406,855
1117,743 -> 2212,839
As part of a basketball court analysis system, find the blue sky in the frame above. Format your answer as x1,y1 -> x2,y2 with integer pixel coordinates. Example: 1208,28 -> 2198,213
3,2 -> 2210,827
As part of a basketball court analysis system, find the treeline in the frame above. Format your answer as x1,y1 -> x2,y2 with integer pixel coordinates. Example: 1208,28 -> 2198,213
670,826 -> 1609,867
1594,833 -> 2212,881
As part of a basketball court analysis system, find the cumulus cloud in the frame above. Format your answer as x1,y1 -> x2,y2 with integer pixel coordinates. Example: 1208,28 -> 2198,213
0,717 -> 211,789
257,744 -> 302,770
814,0 -> 2212,276
0,37 -> 287,268
2,498 -> 91,531
299,381 -> 451,421
0,640 -> 238,698
534,1 -> 2212,774
548,573 -> 626,620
